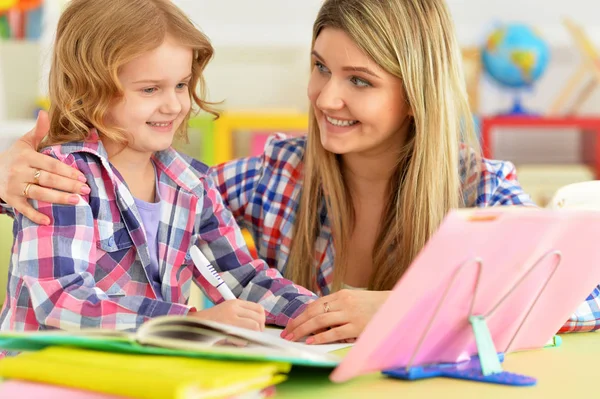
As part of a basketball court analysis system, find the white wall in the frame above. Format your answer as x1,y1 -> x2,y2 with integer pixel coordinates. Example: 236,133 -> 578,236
447,0 -> 600,46
4,0 -> 600,118
176,0 -> 600,115
172,0 -> 322,47
0,41 -> 41,120
173,0 -> 600,47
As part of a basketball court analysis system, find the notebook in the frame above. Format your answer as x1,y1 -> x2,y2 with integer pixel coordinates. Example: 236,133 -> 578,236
330,207 -> 600,382
0,346 -> 288,399
0,316 -> 341,368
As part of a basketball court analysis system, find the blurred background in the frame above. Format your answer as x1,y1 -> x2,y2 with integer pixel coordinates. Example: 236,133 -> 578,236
2,0 -> 600,305
3,1 -> 600,187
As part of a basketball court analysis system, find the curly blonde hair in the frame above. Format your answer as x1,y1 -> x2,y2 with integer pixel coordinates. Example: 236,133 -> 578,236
45,0 -> 217,147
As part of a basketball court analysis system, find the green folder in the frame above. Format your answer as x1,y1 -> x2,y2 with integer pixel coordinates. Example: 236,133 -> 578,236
0,316 -> 341,368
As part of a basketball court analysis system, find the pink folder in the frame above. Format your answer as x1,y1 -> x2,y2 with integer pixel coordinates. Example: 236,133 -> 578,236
0,380 -> 127,399
331,207 -> 600,382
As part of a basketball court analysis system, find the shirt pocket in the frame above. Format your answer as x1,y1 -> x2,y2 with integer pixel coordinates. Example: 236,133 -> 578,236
94,220 -> 135,296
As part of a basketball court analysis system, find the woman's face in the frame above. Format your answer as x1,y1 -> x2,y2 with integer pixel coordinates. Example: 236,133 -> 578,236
307,28 -> 412,157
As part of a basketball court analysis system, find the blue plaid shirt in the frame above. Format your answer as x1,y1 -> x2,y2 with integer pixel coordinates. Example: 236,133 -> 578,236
1,133 -> 598,334
209,134 -> 600,333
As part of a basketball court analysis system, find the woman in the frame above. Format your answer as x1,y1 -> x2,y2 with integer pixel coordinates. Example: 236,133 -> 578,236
2,0 -> 598,343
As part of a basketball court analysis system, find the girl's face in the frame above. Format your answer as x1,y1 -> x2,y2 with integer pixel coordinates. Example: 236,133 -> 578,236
105,35 -> 192,155
307,28 -> 412,157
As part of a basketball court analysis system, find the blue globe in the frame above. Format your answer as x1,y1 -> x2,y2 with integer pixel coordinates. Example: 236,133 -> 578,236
482,23 -> 550,89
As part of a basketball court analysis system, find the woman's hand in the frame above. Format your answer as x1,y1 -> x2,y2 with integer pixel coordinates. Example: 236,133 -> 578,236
281,289 -> 391,344
188,299 -> 266,331
0,111 -> 89,225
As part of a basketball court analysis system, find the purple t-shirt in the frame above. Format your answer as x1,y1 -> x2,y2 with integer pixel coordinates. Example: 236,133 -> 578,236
133,176 -> 162,300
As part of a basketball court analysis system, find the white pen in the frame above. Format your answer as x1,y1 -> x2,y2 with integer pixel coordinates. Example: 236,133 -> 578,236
189,245 -> 236,301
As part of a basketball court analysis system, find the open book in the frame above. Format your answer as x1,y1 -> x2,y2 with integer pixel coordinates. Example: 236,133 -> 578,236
0,316 -> 342,368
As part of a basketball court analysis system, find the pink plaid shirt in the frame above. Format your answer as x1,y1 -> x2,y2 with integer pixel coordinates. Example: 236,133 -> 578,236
1,134 -> 597,340
0,132 -> 315,346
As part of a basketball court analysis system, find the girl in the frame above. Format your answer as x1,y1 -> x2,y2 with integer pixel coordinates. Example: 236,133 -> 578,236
0,0 -> 315,346
2,0 -> 599,344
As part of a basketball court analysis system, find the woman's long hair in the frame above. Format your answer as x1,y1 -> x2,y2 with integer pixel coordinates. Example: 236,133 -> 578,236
285,0 -> 480,292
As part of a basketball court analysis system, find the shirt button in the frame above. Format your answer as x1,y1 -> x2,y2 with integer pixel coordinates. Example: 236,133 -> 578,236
108,237 -> 115,247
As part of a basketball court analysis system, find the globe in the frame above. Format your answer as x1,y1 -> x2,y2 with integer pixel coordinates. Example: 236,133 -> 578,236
481,23 -> 550,115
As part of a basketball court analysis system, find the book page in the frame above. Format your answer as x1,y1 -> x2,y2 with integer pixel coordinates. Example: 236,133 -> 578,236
263,328 -> 353,354
136,318 -> 245,346
135,316 -> 342,364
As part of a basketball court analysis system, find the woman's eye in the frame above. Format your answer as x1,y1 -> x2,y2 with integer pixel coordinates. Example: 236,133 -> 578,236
315,61 -> 330,74
350,76 -> 371,87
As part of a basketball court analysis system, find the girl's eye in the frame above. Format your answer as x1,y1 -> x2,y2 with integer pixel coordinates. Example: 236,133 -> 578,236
176,83 -> 188,89
314,60 -> 330,74
350,76 -> 372,87
142,87 -> 157,94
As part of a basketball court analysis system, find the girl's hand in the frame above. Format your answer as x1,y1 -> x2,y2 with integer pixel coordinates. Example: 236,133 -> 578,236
281,289 -> 391,344
0,111 -> 89,225
188,299 -> 266,331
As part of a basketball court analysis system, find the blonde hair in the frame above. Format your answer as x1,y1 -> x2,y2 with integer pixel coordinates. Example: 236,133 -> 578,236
286,0 -> 480,292
45,0 -> 216,147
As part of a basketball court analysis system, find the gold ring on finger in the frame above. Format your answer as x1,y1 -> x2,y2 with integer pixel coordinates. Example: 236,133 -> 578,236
23,183 -> 33,198
33,169 -> 42,183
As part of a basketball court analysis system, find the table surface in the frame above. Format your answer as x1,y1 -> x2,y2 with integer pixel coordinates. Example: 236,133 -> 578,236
276,332 -> 598,398
0,332 -> 595,398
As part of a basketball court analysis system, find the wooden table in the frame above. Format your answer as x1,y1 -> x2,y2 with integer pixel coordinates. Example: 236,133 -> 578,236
277,332 -> 598,398
0,332 -> 595,398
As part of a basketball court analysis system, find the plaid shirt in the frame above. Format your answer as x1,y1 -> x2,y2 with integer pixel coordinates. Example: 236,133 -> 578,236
0,132 -> 315,341
210,134 -> 600,334
1,134 -> 598,336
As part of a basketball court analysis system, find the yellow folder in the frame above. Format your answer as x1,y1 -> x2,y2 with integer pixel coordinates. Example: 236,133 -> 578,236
0,347 -> 290,399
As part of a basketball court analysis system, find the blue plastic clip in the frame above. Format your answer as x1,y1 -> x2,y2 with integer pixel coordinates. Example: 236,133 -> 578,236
383,353 -> 536,386
383,316 -> 537,387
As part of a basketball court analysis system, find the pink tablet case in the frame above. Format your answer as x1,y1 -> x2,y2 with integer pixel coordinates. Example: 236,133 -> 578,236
331,208 -> 600,382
